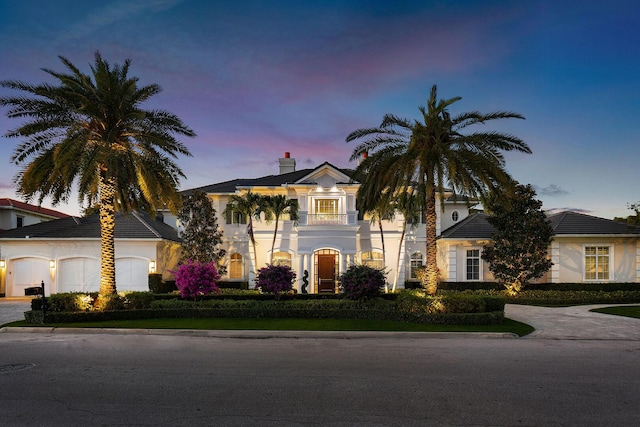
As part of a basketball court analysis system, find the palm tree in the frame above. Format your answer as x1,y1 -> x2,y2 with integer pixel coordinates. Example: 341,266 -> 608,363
223,190 -> 264,271
347,84 -> 531,294
0,52 -> 194,303
392,190 -> 422,292
263,194 -> 299,264
359,191 -> 395,291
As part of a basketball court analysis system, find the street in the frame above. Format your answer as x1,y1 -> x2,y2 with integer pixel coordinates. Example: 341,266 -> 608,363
1,331 -> 638,426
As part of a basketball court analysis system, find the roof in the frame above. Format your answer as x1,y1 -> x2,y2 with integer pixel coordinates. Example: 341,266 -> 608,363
439,212 -> 495,240
439,211 -> 640,240
0,211 -> 180,242
547,211 -> 640,235
0,198 -> 70,219
182,162 -> 356,195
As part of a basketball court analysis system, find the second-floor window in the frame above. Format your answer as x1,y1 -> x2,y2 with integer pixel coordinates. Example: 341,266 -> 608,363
225,210 -> 247,225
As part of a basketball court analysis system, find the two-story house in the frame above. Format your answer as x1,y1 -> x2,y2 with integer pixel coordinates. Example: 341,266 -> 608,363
179,153 -> 471,293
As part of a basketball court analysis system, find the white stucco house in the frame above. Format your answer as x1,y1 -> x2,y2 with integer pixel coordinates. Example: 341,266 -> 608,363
0,212 -> 180,297
438,211 -> 640,284
177,153 -> 475,293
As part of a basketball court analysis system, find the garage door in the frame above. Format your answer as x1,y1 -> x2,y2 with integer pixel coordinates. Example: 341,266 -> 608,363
59,258 -> 100,293
116,258 -> 149,292
9,258 -> 49,297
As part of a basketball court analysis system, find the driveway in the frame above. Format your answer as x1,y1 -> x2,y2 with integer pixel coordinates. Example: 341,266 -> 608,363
505,303 -> 640,340
0,298 -> 31,325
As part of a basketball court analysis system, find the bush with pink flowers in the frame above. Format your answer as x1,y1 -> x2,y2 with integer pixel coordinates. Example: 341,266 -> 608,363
173,260 -> 220,301
255,264 -> 296,299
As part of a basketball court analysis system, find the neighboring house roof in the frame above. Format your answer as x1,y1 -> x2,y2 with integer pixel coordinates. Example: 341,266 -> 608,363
439,211 -> 640,240
0,198 -> 70,219
0,211 -> 180,242
183,162 -> 356,195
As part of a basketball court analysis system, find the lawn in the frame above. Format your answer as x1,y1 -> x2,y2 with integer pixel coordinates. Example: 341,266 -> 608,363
590,305 -> 640,319
3,317 -> 535,336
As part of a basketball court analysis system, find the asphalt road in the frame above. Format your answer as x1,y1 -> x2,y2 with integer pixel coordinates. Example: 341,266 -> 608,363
1,331 -> 639,426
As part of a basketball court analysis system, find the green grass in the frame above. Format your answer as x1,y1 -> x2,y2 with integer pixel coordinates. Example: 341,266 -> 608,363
590,305 -> 640,319
2,317 -> 535,337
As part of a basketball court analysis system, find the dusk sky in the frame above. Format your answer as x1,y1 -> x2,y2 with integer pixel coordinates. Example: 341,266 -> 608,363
1,0 -> 639,219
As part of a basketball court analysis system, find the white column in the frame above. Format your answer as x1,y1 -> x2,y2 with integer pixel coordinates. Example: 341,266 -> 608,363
448,244 -> 457,282
551,242 -> 560,283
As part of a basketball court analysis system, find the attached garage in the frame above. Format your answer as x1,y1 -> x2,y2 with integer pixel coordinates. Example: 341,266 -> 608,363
0,211 -> 181,297
116,257 -> 150,292
58,257 -> 100,293
8,258 -> 50,297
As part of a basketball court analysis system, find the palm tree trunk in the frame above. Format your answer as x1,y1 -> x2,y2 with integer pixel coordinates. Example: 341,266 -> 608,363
270,215 -> 279,264
99,176 -> 117,298
425,187 -> 438,295
378,219 -> 387,292
248,218 -> 258,271
392,221 -> 406,292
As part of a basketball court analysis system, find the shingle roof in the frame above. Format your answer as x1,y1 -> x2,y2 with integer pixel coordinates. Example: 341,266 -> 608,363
182,162 -> 356,195
548,211 -> 640,235
0,211 -> 180,242
439,213 -> 494,239
439,210 -> 640,240
0,198 -> 70,219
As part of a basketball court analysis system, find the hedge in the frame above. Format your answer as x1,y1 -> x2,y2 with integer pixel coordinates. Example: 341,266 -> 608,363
24,291 -> 505,326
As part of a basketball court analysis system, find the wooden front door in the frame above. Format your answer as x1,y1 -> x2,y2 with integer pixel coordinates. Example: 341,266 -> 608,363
317,254 -> 336,293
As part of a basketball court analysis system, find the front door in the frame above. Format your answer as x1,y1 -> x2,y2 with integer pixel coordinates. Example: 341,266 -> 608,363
317,254 -> 336,293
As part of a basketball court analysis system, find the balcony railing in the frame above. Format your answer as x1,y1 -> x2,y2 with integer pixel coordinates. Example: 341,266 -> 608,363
306,214 -> 347,225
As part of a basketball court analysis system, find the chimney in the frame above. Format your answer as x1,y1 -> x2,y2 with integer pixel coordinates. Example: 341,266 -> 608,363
279,152 -> 296,174
357,151 -> 368,166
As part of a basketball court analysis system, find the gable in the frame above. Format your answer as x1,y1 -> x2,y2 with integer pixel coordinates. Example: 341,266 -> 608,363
294,162 -> 355,187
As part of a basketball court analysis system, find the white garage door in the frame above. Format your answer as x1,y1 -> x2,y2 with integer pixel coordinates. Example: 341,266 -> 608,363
116,258 -> 149,292
59,258 -> 100,293
9,258 -> 50,297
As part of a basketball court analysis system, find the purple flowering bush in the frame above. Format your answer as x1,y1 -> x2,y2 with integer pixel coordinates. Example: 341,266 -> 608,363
339,264 -> 386,300
255,264 -> 296,299
173,260 -> 220,301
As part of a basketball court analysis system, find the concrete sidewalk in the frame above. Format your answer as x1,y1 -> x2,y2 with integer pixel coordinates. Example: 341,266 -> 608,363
505,303 -> 640,340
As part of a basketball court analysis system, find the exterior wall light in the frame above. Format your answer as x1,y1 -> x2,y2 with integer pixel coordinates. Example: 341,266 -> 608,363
0,260 -> 5,269
49,260 -> 56,269
149,260 -> 156,273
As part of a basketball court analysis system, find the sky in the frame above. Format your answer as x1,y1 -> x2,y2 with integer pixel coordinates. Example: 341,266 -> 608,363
0,0 -> 639,219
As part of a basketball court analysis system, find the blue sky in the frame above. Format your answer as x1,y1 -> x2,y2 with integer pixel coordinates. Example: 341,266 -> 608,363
1,0 -> 639,219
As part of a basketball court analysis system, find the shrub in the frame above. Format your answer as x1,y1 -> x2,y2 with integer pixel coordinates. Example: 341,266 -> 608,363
339,264 -> 386,300
255,264 -> 296,299
173,260 -> 220,301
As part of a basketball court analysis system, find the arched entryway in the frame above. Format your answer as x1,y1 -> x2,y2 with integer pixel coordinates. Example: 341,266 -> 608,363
314,249 -> 338,293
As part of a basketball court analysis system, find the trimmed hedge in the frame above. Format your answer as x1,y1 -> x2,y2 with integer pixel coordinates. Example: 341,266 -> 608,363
24,291 -> 505,325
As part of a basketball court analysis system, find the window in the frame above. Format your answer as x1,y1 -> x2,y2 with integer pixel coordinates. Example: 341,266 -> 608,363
409,252 -> 423,280
315,199 -> 338,216
272,252 -> 292,268
229,253 -> 243,279
585,246 -> 610,280
225,210 -> 247,225
17,216 -> 24,228
466,249 -> 481,281
362,251 -> 383,269
451,211 -> 459,222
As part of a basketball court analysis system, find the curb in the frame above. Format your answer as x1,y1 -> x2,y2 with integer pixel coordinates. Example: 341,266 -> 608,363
0,327 -> 519,339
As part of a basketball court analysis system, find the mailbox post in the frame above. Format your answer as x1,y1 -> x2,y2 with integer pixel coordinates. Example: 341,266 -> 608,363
24,280 -> 46,321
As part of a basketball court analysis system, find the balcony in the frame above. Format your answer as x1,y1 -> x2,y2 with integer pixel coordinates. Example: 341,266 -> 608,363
299,212 -> 358,226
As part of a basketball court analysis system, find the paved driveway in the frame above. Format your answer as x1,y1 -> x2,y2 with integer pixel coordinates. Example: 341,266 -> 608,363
0,298 -> 31,325
505,303 -> 640,340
